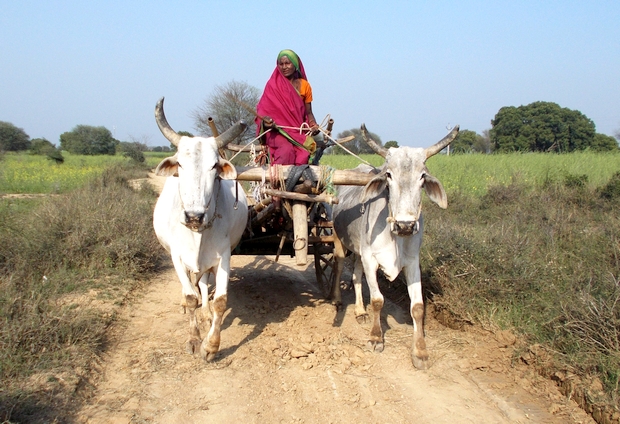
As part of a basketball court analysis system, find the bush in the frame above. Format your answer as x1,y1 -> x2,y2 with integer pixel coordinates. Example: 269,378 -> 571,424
122,148 -> 145,163
599,171 -> 620,201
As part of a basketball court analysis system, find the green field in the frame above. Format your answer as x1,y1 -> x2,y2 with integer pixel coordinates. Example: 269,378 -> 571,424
320,150 -> 620,196
3,150 -> 619,197
0,152 -> 135,194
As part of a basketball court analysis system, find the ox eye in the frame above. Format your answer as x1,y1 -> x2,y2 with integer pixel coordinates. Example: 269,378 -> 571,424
385,171 -> 392,180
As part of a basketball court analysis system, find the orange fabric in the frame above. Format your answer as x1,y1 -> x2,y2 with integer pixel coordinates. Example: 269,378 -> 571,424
298,79 -> 313,103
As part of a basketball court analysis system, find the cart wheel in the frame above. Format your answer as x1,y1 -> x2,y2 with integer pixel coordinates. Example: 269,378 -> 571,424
312,203 -> 335,299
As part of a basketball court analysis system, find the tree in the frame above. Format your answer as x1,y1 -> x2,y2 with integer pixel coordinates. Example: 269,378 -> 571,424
120,141 -> 148,152
30,137 -> 64,163
127,134 -> 151,151
0,121 -> 30,151
449,130 -> 492,154
591,133 -> 619,151
450,130 -> 477,153
384,141 -> 399,148
60,125 -> 117,155
193,80 -> 260,145
117,141 -> 146,163
332,127 -> 384,155
489,101 -> 602,152
30,138 -> 55,155
476,129 -> 493,153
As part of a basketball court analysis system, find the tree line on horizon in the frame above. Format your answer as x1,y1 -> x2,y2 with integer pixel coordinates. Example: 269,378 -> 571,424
1,81 -> 619,157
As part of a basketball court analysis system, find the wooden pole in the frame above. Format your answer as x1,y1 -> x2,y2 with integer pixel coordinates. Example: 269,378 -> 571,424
208,117 -> 229,159
292,201 -> 308,266
262,188 -> 339,204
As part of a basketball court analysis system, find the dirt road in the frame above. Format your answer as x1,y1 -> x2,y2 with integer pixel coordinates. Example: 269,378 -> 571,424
76,174 -> 593,423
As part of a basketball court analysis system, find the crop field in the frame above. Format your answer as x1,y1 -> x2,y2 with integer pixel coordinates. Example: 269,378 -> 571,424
3,150 -> 618,197
0,152 -> 134,194
320,150 -> 620,196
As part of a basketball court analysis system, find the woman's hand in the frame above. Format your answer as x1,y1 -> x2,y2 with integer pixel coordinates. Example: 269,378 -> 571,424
263,117 -> 275,129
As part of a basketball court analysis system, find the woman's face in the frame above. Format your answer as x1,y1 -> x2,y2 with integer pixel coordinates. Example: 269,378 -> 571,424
278,56 -> 296,78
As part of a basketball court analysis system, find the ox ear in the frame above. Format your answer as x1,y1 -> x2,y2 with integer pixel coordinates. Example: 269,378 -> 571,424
423,173 -> 447,209
155,155 -> 179,177
216,157 -> 238,180
361,173 -> 387,204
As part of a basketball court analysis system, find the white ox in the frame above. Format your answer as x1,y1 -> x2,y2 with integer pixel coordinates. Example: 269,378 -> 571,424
152,97 -> 248,361
331,125 -> 458,369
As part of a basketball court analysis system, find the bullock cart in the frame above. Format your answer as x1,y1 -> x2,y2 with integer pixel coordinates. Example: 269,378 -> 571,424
227,158 -> 373,298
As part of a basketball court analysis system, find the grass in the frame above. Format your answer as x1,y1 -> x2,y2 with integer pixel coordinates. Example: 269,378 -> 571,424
144,151 -> 171,168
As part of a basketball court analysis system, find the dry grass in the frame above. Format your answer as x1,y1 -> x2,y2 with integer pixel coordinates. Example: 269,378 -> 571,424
417,171 -> 620,418
0,163 -> 162,423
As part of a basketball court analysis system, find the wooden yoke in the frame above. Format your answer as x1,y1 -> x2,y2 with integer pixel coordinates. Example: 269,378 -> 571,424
235,166 -> 374,188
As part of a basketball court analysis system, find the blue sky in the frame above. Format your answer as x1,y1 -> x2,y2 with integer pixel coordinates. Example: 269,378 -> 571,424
1,1 -> 618,148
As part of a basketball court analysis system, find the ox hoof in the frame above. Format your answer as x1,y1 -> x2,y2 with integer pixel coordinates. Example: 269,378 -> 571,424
356,313 -> 370,324
412,354 -> 429,370
200,344 -> 218,362
186,338 -> 201,354
367,340 -> 384,353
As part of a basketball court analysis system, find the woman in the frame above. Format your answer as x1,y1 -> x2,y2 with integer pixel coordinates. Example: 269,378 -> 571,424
256,49 -> 319,165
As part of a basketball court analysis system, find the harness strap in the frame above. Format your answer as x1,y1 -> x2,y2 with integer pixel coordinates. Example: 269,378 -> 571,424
234,180 -> 239,210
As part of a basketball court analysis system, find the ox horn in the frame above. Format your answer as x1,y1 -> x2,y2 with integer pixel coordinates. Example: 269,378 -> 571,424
215,120 -> 247,148
424,126 -> 460,159
154,97 -> 182,147
360,124 -> 388,158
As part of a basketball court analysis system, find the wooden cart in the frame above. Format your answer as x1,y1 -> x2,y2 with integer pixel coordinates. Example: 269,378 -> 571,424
230,163 -> 373,298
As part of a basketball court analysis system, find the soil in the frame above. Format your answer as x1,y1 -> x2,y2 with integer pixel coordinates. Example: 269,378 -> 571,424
74,173 -> 595,424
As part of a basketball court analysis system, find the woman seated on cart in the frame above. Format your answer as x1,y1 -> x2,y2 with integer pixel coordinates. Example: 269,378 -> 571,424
256,49 -> 319,166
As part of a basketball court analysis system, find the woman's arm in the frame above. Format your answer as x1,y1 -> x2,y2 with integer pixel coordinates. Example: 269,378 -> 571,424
305,102 -> 319,134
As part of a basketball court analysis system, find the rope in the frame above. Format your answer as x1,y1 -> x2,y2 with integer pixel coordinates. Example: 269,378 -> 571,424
228,129 -> 270,162
318,165 -> 336,195
317,125 -> 371,166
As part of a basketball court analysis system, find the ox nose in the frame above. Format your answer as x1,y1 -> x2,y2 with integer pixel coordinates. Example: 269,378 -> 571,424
393,220 -> 419,236
184,211 -> 205,229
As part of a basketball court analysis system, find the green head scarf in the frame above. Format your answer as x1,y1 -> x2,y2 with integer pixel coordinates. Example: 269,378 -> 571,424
277,49 -> 301,74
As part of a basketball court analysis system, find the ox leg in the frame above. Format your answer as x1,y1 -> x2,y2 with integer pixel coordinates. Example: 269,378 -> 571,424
200,256 -> 231,362
197,271 -> 213,331
352,257 -> 368,323
404,263 -> 429,370
361,256 -> 384,352
171,259 -> 202,354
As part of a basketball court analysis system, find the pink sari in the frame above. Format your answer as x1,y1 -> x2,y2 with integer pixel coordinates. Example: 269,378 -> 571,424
256,58 -> 310,165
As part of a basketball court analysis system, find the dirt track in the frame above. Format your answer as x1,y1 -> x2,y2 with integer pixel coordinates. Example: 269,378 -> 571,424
75,175 -> 594,423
